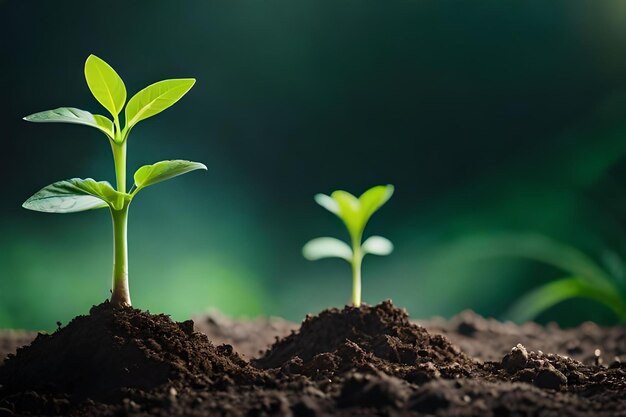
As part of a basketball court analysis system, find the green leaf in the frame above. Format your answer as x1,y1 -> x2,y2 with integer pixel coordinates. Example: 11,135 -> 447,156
314,193 -> 339,215
84,54 -> 127,117
506,276 -> 626,323
23,107 -> 114,139
444,233 -> 618,294
330,190 -> 362,238
303,237 -> 352,262
23,178 -> 128,213
125,79 -> 195,129
133,160 -> 207,191
358,184 -> 394,223
361,236 -> 393,256
327,185 -> 394,241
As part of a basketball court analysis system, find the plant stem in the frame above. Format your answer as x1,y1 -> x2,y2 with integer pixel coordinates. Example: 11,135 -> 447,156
110,132 -> 130,307
111,140 -> 127,193
110,205 -> 131,307
351,237 -> 363,307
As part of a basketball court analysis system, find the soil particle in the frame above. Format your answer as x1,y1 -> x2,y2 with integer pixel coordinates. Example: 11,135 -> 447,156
502,343 -> 529,372
337,371 -> 410,408
534,365 -> 567,390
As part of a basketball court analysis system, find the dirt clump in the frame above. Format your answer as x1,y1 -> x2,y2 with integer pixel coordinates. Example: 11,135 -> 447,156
254,300 -> 476,382
0,301 -> 262,403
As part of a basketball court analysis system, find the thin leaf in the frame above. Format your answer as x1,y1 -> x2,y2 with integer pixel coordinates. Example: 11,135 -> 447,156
506,276 -> 626,323
23,178 -> 127,213
84,55 -> 126,117
303,237 -> 352,262
23,107 -> 113,139
125,79 -> 195,129
362,236 -> 394,256
133,160 -> 207,191
314,193 -> 339,215
446,233 -> 618,294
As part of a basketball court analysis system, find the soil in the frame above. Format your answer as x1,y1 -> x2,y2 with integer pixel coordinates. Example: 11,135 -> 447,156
0,300 -> 625,416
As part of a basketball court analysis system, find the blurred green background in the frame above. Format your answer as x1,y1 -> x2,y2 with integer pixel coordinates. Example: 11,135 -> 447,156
2,0 -> 626,330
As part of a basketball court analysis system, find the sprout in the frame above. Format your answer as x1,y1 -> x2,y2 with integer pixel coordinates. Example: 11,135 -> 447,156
22,55 -> 206,308
303,185 -> 394,307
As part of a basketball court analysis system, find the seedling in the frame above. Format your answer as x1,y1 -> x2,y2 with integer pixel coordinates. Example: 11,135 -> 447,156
303,185 -> 394,307
22,55 -> 206,308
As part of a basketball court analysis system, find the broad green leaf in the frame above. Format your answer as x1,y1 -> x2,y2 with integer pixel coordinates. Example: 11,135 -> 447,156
125,79 -> 195,129
358,184 -> 394,224
23,178 -> 127,213
314,193 -> 339,215
84,54 -> 127,117
133,160 -> 207,191
361,236 -> 393,256
23,107 -> 114,139
303,237 -> 352,262
506,276 -> 626,323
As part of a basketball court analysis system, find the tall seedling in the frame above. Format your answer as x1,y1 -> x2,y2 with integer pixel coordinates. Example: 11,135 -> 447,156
23,55 -> 206,307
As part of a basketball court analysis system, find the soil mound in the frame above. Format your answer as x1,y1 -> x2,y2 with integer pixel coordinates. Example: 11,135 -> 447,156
254,300 -> 475,381
0,301 -> 260,402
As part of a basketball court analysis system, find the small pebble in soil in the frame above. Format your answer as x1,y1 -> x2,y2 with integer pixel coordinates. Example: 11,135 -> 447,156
502,344 -> 529,373
594,348 -> 603,366
533,365 -> 567,390
338,371 -> 409,408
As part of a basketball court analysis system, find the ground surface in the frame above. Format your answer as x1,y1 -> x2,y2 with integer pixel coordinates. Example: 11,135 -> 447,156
0,301 -> 624,416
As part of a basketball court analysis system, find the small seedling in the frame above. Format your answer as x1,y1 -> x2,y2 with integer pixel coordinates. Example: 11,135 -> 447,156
22,54 -> 206,308
303,185 -> 394,307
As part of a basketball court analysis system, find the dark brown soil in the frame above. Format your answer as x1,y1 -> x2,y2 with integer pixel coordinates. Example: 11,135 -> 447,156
253,301 -> 476,383
419,310 -> 626,365
192,311 -> 297,359
1,300 -> 625,416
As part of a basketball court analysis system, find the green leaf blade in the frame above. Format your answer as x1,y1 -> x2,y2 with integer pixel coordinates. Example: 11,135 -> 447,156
23,107 -> 114,139
361,236 -> 394,256
125,79 -> 195,129
314,193 -> 339,215
22,178 -> 126,213
133,160 -> 207,191
358,184 -> 394,224
84,55 -> 127,117
330,190 -> 361,238
506,276 -> 626,323
303,237 -> 353,262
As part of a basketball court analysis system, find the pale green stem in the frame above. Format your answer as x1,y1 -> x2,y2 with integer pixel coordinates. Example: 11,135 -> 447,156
109,124 -> 131,307
110,140 -> 127,193
351,235 -> 363,307
110,205 -> 131,307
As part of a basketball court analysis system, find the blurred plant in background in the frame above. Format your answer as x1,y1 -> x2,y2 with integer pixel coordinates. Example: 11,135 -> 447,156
428,233 -> 626,323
